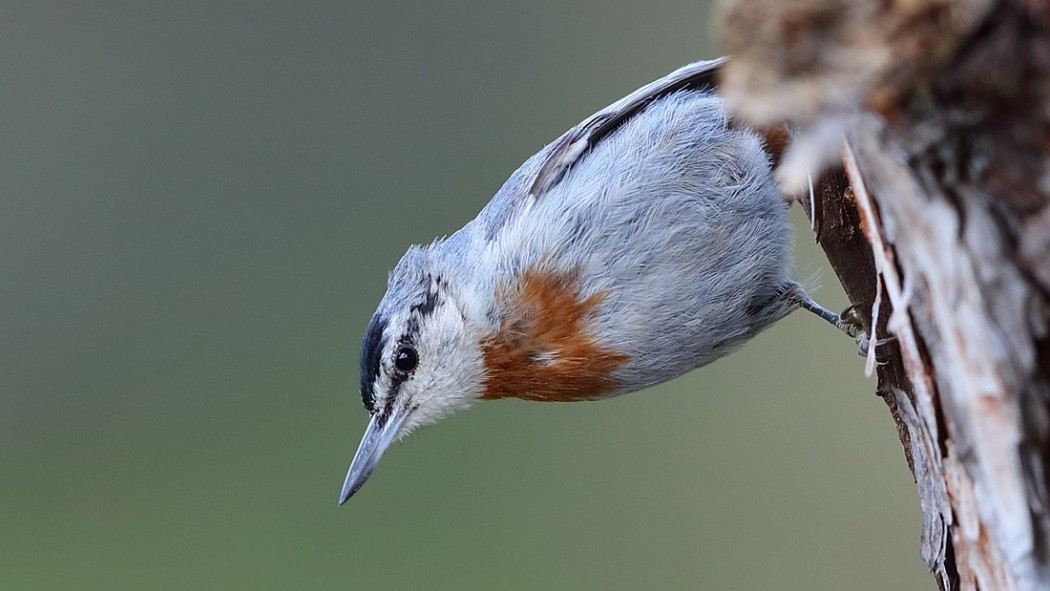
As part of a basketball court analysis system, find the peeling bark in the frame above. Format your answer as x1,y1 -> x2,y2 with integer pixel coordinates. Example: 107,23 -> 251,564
716,1 -> 1050,589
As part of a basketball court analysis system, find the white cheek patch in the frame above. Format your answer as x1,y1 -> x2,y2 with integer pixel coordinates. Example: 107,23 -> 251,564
388,303 -> 486,436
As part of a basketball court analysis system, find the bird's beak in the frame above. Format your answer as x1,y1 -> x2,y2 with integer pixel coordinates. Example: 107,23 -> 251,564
338,407 -> 407,505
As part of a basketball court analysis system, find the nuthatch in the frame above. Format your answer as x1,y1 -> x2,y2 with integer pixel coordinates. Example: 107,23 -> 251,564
339,58 -> 854,504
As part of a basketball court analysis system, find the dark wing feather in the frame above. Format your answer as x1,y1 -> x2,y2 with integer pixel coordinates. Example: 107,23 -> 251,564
528,57 -> 728,198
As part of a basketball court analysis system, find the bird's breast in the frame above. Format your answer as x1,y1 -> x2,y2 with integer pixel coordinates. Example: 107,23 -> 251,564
479,266 -> 629,402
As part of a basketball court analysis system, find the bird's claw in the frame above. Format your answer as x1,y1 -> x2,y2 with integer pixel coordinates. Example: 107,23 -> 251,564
835,305 -> 896,362
796,293 -> 898,363
855,333 -> 896,363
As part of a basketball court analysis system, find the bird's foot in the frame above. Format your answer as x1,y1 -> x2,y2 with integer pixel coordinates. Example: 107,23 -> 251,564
799,300 -> 895,360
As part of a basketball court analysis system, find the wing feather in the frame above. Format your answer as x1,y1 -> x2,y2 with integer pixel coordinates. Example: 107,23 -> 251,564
528,57 -> 728,198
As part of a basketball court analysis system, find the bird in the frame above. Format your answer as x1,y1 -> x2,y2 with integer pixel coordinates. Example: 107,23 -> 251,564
339,57 -> 857,504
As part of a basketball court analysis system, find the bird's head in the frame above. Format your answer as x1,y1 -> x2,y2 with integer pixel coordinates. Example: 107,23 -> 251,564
339,246 -> 488,504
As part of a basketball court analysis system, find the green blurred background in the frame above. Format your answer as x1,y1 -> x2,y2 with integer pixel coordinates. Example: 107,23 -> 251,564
1,2 -> 930,589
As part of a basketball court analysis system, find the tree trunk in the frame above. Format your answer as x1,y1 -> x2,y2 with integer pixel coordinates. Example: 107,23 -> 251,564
715,1 -> 1050,589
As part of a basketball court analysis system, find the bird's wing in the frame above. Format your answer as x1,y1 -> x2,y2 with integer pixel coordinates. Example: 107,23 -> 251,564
527,57 -> 727,199
468,58 -> 728,242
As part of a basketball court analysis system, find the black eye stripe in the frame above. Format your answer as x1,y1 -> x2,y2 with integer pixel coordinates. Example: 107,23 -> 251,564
410,285 -> 439,317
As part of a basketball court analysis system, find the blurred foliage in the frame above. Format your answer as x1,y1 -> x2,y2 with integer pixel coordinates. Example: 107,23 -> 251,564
0,2 -> 927,589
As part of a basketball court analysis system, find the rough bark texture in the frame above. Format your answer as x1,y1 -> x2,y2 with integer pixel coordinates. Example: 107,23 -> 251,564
716,1 -> 1050,590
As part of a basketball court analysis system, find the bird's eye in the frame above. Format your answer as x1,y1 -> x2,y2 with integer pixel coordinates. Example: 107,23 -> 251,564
394,346 -> 418,372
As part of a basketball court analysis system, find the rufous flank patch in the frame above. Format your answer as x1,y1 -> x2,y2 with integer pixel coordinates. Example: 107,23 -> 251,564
480,267 -> 628,402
